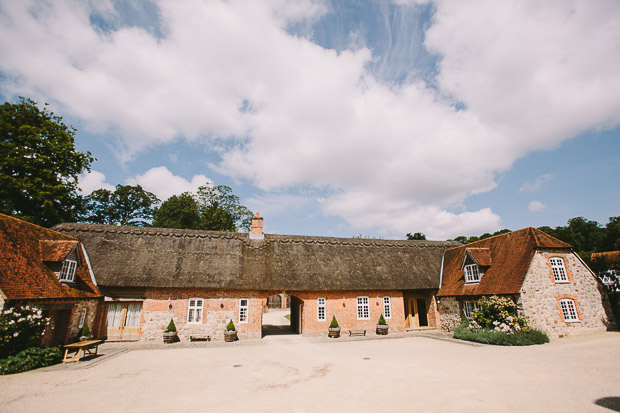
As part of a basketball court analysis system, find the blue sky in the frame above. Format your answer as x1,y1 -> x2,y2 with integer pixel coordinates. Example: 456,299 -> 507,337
1,0 -> 618,239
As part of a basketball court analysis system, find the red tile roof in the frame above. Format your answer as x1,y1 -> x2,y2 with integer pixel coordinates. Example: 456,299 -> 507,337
0,213 -> 102,300
465,248 -> 492,266
592,251 -> 620,263
438,227 -> 572,297
39,240 -> 78,262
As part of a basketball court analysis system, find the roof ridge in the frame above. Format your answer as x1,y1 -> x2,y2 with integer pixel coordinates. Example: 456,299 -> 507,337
55,223 -> 460,249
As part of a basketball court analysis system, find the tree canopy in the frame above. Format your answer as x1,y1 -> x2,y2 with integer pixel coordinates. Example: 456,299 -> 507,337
406,232 -> 426,240
80,184 -> 159,226
0,98 -> 93,227
153,184 -> 252,232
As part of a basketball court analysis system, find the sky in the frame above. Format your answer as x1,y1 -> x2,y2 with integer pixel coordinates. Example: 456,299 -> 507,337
0,0 -> 619,240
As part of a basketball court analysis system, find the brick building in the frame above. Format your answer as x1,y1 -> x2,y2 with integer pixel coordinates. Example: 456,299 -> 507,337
55,215 -> 458,341
437,227 -> 616,338
0,214 -> 103,345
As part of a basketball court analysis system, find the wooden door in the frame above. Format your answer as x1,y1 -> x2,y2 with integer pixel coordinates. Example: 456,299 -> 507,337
106,302 -> 142,340
405,298 -> 428,328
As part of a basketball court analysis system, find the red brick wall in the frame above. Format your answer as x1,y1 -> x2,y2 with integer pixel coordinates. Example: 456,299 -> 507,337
290,290 -> 406,336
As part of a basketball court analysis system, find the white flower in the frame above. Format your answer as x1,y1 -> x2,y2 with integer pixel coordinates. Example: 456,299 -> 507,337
8,320 -> 15,325
13,332 -> 18,337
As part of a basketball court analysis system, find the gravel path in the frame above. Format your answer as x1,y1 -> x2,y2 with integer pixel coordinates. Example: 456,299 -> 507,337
1,332 -> 619,412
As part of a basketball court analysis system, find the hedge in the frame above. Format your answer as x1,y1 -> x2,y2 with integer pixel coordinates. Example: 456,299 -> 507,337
0,346 -> 63,375
454,324 -> 549,346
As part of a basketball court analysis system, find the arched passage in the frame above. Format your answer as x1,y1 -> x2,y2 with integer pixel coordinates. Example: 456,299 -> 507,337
261,293 -> 301,337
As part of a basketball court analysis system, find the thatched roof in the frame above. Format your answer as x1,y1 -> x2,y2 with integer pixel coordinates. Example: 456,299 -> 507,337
54,223 -> 459,291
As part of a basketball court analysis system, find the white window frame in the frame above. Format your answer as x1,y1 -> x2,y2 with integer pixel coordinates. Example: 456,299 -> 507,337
357,296 -> 370,320
462,301 -> 479,319
78,308 -> 87,328
59,259 -> 77,282
187,298 -> 203,324
464,264 -> 481,283
560,299 -> 579,322
550,257 -> 568,283
239,299 -> 249,323
383,297 -> 392,319
317,298 -> 326,321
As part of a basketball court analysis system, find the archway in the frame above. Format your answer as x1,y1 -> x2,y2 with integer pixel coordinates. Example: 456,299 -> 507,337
261,293 -> 301,337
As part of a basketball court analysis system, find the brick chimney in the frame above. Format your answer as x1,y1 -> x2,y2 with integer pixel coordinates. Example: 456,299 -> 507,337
250,212 -> 264,240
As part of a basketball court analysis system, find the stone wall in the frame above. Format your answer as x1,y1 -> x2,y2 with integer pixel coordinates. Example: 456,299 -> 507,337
520,250 -> 615,338
437,297 -> 460,331
67,299 -> 101,339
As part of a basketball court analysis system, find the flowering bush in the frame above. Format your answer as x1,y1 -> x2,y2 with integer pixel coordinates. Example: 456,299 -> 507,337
454,296 -> 549,345
0,306 -> 50,359
470,296 -> 528,334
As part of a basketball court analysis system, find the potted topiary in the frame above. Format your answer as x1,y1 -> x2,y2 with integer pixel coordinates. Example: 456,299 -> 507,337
163,318 -> 179,343
328,315 -> 341,338
78,322 -> 93,341
376,314 -> 389,335
224,319 -> 238,342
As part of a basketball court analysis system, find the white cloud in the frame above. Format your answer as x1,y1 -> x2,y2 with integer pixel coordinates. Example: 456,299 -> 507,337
126,167 -> 211,201
77,170 -> 115,194
2,1 -> 620,238
520,173 -> 556,192
528,200 -> 547,213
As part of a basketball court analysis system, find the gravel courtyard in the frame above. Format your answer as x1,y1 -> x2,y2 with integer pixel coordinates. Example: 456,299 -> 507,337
1,332 -> 619,413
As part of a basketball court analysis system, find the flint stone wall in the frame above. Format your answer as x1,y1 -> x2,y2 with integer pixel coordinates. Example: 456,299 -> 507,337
520,250 -> 615,338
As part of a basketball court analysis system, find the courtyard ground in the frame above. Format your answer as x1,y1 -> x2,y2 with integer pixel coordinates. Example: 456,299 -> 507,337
0,327 -> 619,412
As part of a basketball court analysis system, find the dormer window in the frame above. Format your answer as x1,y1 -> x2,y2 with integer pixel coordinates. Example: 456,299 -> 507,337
550,257 -> 568,283
464,264 -> 481,283
59,259 -> 77,282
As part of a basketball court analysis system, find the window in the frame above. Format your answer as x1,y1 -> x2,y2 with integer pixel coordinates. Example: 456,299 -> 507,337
383,297 -> 391,319
59,259 -> 77,282
550,257 -> 568,282
125,303 -> 142,327
187,299 -> 203,324
239,299 -> 248,323
560,299 -> 579,322
357,296 -> 370,320
464,264 -> 481,283
317,298 -> 326,321
462,301 -> 479,319
78,308 -> 87,328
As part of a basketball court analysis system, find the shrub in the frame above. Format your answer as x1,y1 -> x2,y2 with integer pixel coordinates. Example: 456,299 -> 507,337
454,324 -> 549,346
79,322 -> 91,338
0,346 -> 63,375
0,306 -> 50,359
164,318 -> 176,333
472,296 -> 527,333
378,314 -> 387,325
226,320 -> 235,332
329,316 -> 339,328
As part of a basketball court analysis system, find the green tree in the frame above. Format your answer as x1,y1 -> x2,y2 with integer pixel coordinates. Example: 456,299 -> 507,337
406,232 -> 426,240
81,184 -> 159,226
153,193 -> 201,229
152,184 -> 252,232
0,98 -> 93,226
195,184 -> 253,232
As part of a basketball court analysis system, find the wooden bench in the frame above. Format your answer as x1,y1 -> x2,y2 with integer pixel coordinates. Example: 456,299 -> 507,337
348,329 -> 366,337
190,335 -> 211,342
62,340 -> 103,364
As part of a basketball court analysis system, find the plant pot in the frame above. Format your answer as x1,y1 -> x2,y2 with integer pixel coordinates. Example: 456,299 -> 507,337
224,330 -> 238,342
328,327 -> 341,338
376,324 -> 389,335
163,331 -> 179,343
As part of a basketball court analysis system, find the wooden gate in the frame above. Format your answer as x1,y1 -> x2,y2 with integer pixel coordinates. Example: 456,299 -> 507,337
106,302 -> 142,341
